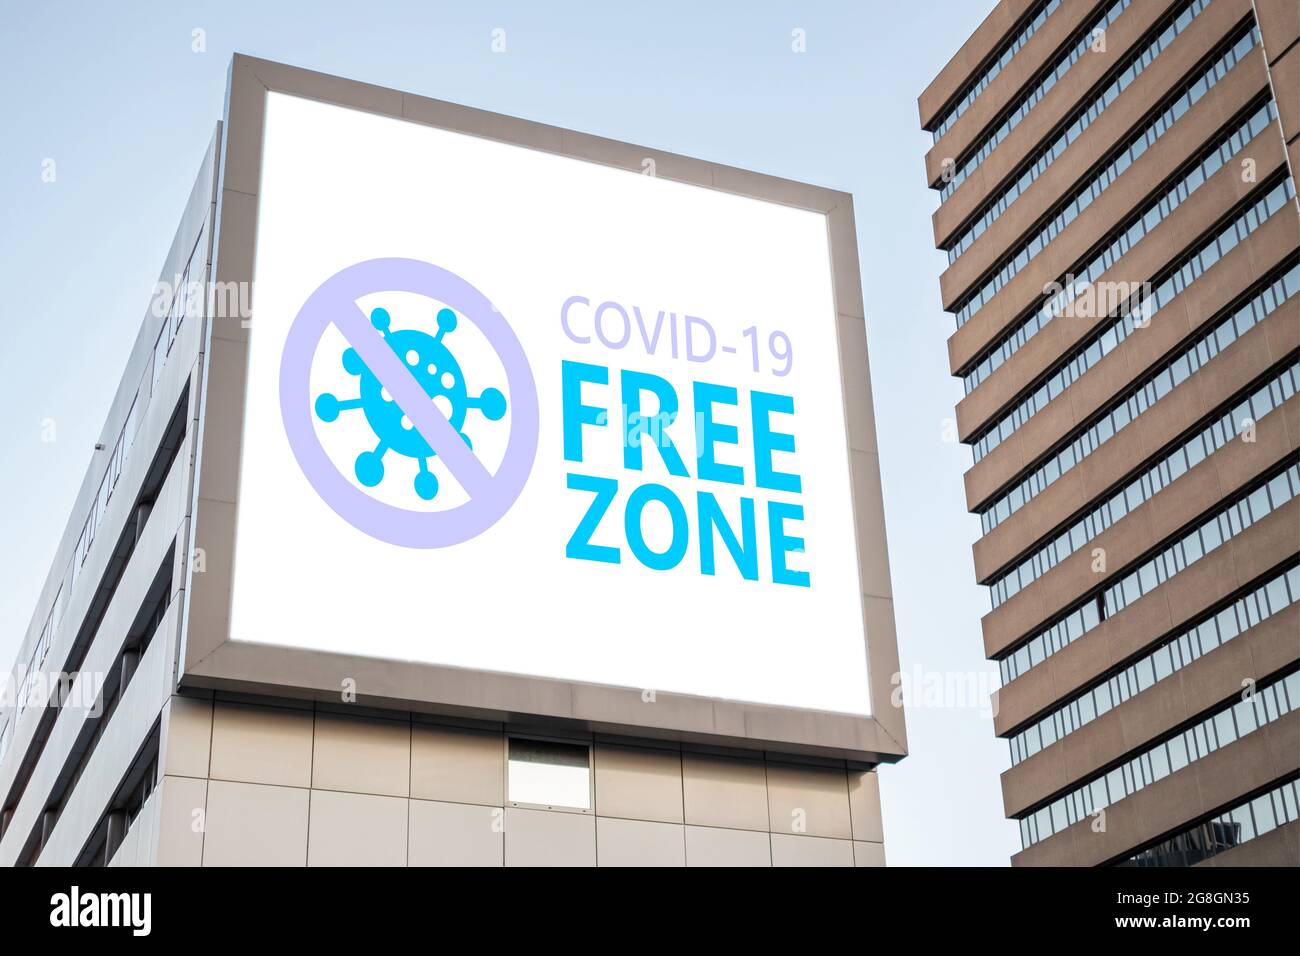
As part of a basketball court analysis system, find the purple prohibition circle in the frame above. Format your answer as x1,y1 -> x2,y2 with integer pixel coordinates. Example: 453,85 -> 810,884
278,258 -> 539,548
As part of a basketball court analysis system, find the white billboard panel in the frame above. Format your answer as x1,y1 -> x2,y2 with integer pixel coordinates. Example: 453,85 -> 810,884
227,91 -> 872,716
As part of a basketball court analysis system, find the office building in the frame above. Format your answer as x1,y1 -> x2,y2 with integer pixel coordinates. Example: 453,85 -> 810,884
919,0 -> 1299,864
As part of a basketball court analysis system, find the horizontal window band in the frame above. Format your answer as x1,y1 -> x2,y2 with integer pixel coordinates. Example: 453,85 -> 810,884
1110,773 -> 1300,867
981,265 -> 1300,604
958,58 -> 1271,395
1006,562 -> 1300,767
939,0 -> 1224,237
928,0 -> 1065,142
939,0 -> 1150,204
947,20 -> 1259,302
967,98 -> 1278,465
987,359 -> 1297,605
1017,668 -> 1300,849
997,454 -> 1300,685
973,177 -> 1296,531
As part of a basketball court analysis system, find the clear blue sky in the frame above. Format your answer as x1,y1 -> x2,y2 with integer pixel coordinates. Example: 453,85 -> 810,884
0,0 -> 1017,864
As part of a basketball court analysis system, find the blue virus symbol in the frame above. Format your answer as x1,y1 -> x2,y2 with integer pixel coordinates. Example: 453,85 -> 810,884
314,306 -> 507,501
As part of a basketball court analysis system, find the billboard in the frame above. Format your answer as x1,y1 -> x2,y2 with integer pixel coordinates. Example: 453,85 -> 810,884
185,57 -> 904,761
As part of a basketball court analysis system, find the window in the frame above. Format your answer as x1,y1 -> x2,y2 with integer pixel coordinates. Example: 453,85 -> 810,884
507,737 -> 592,811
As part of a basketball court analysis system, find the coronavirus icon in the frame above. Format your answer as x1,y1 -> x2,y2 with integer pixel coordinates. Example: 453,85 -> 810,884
313,305 -> 507,501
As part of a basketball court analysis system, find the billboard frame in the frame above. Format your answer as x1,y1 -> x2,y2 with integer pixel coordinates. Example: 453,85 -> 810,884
180,54 -> 907,766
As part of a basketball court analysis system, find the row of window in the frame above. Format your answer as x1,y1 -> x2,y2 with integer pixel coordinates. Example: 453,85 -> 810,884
21,385 -> 144,723
14,585 -> 67,721
1121,776 -> 1300,866
947,26 -> 1256,268
971,99 -> 1273,463
2,461 -> 184,856
38,586 -> 169,862
73,244 -> 196,591
978,177 -> 1296,533
952,0 -> 1220,337
1,231 -> 203,774
939,0 -> 1140,204
152,260 -> 191,396
965,130 -> 1281,407
72,400 -> 141,578
1010,564 -> 1299,766
930,0 -> 1064,144
1001,459 -> 1300,685
966,75 -> 1269,401
1019,670 -> 1300,849
85,749 -> 161,867
967,69 -> 1263,395
987,271 -> 1299,606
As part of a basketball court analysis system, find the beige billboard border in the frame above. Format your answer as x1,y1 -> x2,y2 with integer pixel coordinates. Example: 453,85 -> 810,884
180,54 -> 906,767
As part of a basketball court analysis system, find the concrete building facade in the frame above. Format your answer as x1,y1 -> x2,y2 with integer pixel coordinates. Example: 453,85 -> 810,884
0,56 -> 902,867
920,0 -> 1300,865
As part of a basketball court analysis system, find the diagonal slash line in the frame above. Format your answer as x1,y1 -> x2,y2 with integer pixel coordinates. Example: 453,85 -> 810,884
334,301 -> 494,499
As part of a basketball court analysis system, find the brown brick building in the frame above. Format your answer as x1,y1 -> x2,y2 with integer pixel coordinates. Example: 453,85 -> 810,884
919,0 -> 1300,865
